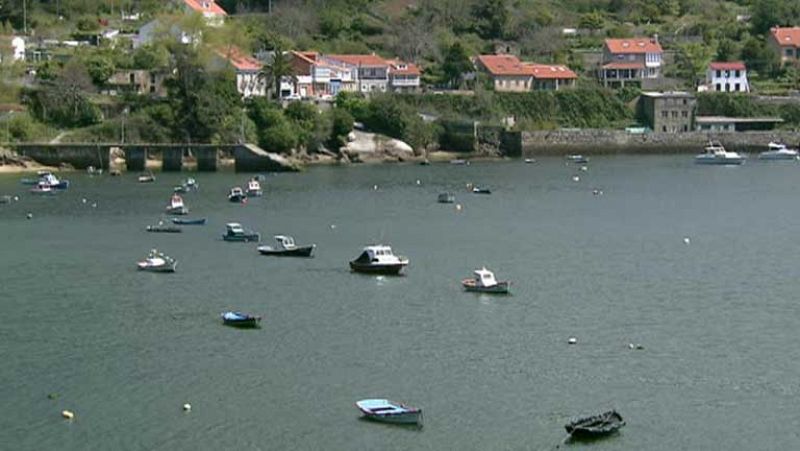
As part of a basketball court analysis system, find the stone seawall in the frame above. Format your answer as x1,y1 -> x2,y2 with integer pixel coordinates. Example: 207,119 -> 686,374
519,130 -> 800,155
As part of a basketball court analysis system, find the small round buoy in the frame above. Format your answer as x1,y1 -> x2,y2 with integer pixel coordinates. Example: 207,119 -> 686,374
572,176 -> 580,182
416,179 -> 421,185
580,166 -> 588,172
628,343 -> 635,349
26,213 -> 33,219
373,184 -> 378,191
182,403 -> 192,412
81,198 -> 87,204
455,204 -> 462,211
13,195 -> 19,201
330,224 -> 336,229
683,237 -> 690,245
91,203 -> 97,208
568,337 -> 577,345
61,410 -> 74,420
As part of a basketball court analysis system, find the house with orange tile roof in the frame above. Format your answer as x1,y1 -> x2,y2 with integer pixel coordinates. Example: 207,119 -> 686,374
326,54 -> 390,94
214,47 -> 265,98
599,36 -> 663,88
475,55 -> 577,92
386,59 -> 421,93
183,0 -> 227,26
769,27 -> 800,66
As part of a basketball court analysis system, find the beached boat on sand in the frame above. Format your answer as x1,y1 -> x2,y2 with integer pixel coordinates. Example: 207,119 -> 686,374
355,399 -> 422,426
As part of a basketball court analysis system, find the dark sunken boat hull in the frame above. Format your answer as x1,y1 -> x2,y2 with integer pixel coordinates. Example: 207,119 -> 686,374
565,410 -> 625,438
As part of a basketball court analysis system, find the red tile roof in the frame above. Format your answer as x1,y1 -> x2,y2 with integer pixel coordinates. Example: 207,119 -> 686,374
605,38 -> 662,54
526,63 -> 577,79
386,59 -> 421,75
216,47 -> 261,71
327,54 -> 387,67
709,61 -> 746,71
184,0 -> 227,15
602,62 -> 645,70
476,54 -> 533,76
771,27 -> 800,47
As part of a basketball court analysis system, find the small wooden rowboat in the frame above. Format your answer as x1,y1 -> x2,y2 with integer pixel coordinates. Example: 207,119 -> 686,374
355,399 -> 422,426
565,410 -> 625,438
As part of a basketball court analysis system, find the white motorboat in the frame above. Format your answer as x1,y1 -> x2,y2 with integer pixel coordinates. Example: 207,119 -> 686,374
138,171 -> 155,183
257,235 -> 315,257
695,141 -> 745,165
136,249 -> 177,272
228,187 -> 246,203
758,142 -> 799,160
246,178 -> 263,197
462,267 -> 510,294
38,172 -> 70,189
165,194 -> 188,215
349,245 -> 409,275
355,399 -> 422,426
30,181 -> 56,195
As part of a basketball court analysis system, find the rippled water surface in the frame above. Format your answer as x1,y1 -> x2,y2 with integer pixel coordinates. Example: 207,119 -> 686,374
2,156 -> 800,450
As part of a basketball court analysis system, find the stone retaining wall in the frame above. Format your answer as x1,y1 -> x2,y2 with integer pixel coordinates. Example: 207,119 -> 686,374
519,130 -> 800,155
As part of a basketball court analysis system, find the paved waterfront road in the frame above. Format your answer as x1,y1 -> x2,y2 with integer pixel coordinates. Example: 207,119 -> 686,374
1,156 -> 800,450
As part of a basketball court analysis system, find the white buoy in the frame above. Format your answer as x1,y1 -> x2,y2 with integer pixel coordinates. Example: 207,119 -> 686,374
455,204 -> 463,211
683,237 -> 691,245
572,176 -> 580,182
182,403 -> 192,412
13,195 -> 19,201
26,213 -> 32,219
61,410 -> 74,420
415,179 -> 421,185
330,224 -> 336,229
91,203 -> 97,208
568,337 -> 577,345
373,184 -> 378,191
580,166 -> 588,172
628,343 -> 635,349
81,198 -> 87,204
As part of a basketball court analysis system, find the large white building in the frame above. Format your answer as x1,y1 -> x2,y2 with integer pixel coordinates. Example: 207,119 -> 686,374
703,61 -> 749,93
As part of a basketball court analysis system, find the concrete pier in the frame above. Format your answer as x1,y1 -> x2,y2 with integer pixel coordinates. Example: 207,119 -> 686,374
125,147 -> 146,172
195,147 -> 218,171
162,148 -> 183,171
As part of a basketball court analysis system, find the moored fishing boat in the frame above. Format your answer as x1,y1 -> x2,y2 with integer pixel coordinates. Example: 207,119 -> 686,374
355,399 -> 422,426
171,217 -> 207,226
758,141 -> 799,160
228,187 -> 246,203
30,181 -> 56,195
136,249 -> 177,272
437,192 -> 455,203
462,267 -> 510,294
165,194 -> 188,215
146,223 -> 182,233
246,178 -> 263,197
221,311 -> 261,328
695,141 -> 745,165
257,235 -> 315,257
185,177 -> 198,190
222,222 -> 260,242
566,154 -> 588,164
471,186 -> 491,194
138,171 -> 155,183
349,245 -> 409,275
565,410 -> 625,439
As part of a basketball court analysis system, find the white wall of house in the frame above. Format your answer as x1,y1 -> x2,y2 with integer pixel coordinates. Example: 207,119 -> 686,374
706,68 -> 749,92
11,37 -> 25,61
237,71 -> 266,97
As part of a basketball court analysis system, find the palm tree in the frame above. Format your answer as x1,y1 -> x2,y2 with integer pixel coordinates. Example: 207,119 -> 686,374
258,43 -> 296,101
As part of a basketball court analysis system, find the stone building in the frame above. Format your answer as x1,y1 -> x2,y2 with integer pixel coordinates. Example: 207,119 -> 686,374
639,91 -> 696,133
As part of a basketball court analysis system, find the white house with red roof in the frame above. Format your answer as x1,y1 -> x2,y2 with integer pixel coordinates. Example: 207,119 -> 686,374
475,54 -> 577,92
703,61 -> 749,93
769,27 -> 800,66
599,36 -> 663,88
183,0 -> 227,26
386,59 -> 421,92
214,47 -> 265,98
326,54 -> 390,93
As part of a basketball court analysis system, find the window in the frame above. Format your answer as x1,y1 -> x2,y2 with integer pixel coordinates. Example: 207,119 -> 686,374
661,111 -> 668,118
716,70 -> 722,78
683,125 -> 688,132
786,48 -> 794,57
683,99 -> 687,105
672,111 -> 678,118
716,83 -> 721,91
681,111 -> 688,118
735,83 -> 740,91
662,126 -> 667,132
725,83 -> 730,92
734,70 -> 740,77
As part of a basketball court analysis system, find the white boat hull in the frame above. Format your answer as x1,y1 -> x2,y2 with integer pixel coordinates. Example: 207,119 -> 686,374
695,156 -> 744,165
759,151 -> 799,160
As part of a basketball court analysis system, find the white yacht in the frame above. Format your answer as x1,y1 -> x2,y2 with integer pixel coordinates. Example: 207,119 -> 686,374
246,178 -> 263,197
165,194 -> 188,215
695,141 -> 745,165
136,249 -> 177,272
758,142 -> 799,160
349,245 -> 409,275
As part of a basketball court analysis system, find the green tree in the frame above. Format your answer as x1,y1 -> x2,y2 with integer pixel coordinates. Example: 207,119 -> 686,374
715,39 -> 738,62
578,11 -> 605,32
328,108 -> 354,149
259,119 -> 297,153
741,37 -> 780,77
441,42 -> 473,88
258,44 -> 295,100
676,43 -> 714,87
85,54 -> 115,86
471,0 -> 508,40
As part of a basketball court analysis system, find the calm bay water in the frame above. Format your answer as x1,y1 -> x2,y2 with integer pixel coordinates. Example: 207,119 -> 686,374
2,156 -> 800,450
